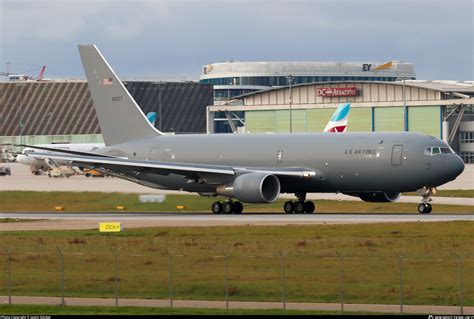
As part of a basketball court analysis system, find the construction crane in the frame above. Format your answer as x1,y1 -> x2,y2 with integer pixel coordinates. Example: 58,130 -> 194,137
37,66 -> 46,81
1,62 -> 46,81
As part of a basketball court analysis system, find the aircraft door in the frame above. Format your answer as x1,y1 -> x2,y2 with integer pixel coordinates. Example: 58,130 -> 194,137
391,145 -> 403,165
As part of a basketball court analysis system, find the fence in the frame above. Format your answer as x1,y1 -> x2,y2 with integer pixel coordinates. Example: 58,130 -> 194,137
1,246 -> 472,314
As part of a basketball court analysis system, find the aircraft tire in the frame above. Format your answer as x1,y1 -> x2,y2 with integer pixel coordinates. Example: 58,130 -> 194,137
417,203 -> 425,214
294,201 -> 305,214
417,203 -> 432,214
304,201 -> 315,214
212,201 -> 223,214
223,201 -> 234,214
232,201 -> 244,214
283,201 -> 294,214
425,203 -> 432,214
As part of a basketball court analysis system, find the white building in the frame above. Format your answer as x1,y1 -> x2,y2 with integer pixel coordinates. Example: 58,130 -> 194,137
206,80 -> 474,163
200,61 -> 415,102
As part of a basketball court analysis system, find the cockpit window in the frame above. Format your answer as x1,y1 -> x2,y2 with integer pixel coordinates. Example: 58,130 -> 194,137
425,146 -> 453,156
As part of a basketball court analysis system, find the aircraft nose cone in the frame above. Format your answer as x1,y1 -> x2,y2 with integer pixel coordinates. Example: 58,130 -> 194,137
450,155 -> 465,178
16,154 -> 30,165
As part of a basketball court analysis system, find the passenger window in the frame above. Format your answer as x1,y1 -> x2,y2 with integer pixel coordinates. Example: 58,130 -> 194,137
431,147 -> 441,155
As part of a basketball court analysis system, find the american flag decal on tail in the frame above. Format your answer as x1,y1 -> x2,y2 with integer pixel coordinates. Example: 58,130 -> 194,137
102,78 -> 113,85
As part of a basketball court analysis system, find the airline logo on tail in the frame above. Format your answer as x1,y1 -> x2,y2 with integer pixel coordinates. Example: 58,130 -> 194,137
323,103 -> 350,133
146,112 -> 156,126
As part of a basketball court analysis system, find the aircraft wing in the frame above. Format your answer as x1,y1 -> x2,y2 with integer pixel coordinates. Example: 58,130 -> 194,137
16,144 -> 120,158
26,152 -> 316,179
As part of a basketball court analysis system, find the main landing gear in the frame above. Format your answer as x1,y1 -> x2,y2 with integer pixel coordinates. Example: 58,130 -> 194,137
417,187 -> 434,214
211,200 -> 244,214
283,193 -> 316,214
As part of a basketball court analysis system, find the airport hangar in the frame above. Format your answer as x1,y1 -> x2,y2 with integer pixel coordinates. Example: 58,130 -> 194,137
201,61 -> 474,164
206,80 -> 474,163
199,60 -> 416,103
0,79 -> 213,158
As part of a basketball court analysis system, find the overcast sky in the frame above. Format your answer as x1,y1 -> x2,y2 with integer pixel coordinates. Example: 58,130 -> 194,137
1,0 -> 472,80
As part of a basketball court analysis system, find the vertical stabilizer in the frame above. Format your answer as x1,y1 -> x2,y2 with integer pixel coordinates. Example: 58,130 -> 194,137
146,112 -> 157,126
78,45 -> 162,146
323,103 -> 350,133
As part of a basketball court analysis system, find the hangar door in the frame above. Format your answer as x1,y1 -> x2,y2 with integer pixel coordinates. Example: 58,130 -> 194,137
374,107 -> 404,131
274,110 -> 306,132
408,106 -> 441,138
245,111 -> 275,133
345,108 -> 372,132
306,109 -> 334,132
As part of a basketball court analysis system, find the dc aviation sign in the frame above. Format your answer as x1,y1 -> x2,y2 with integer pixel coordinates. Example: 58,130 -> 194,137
316,87 -> 358,97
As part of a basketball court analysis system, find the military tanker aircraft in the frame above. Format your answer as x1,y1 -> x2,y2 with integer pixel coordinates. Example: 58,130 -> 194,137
23,45 -> 465,214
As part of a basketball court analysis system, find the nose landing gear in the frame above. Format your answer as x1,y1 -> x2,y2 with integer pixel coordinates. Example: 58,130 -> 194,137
417,187 -> 435,214
418,202 -> 432,214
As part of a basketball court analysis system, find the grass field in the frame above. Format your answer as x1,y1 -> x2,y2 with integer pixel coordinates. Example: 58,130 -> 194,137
0,304 -> 385,315
0,222 -> 473,306
0,191 -> 472,213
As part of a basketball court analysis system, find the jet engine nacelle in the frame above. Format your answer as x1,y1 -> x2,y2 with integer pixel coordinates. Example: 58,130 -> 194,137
216,172 -> 281,203
358,192 -> 401,203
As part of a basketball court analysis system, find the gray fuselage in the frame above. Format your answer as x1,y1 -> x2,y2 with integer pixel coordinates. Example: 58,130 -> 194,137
97,131 -> 465,196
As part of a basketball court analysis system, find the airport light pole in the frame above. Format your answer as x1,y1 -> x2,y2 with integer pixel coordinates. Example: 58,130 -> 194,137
286,75 -> 295,133
5,247 -> 12,304
158,81 -> 163,131
402,77 -> 408,132
58,248 -> 65,307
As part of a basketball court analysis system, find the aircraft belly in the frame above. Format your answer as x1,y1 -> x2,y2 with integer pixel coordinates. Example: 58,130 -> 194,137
317,159 -> 413,193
